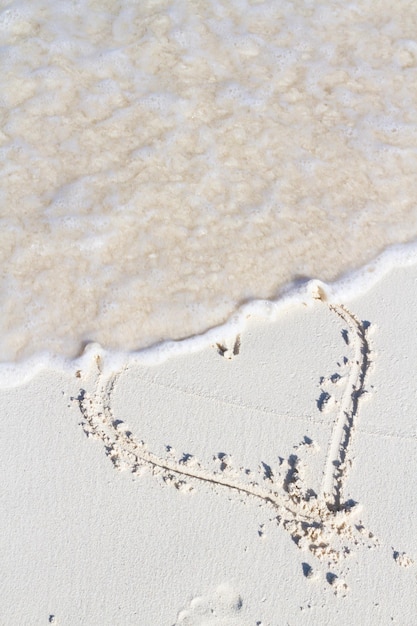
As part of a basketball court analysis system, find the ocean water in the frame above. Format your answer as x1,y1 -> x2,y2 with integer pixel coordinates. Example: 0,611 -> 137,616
2,0 -> 417,365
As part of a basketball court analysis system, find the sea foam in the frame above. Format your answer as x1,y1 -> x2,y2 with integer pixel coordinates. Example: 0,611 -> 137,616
2,0 -> 417,379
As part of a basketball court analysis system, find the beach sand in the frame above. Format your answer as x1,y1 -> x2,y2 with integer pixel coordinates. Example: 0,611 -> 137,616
1,260 -> 416,625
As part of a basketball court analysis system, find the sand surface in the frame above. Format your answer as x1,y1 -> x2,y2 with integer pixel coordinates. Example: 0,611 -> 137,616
1,261 -> 417,625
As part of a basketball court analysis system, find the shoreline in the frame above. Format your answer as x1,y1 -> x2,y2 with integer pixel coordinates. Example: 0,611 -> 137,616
2,239 -> 417,388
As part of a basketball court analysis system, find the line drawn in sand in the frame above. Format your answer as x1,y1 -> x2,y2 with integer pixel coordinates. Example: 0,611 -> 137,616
74,301 -> 380,586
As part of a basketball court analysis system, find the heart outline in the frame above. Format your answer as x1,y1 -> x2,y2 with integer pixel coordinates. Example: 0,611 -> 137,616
75,302 -> 374,563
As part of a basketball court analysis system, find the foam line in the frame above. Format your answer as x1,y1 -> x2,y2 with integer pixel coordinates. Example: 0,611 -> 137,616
1,241 -> 417,387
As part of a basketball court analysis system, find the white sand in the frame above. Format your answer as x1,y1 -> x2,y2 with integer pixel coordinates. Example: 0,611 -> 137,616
3,2 -> 417,623
2,261 -> 416,625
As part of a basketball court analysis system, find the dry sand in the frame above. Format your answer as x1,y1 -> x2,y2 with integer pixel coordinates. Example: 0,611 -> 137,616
1,260 -> 417,625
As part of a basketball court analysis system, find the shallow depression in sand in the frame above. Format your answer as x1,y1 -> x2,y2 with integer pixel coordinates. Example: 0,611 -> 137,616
2,0 -> 417,360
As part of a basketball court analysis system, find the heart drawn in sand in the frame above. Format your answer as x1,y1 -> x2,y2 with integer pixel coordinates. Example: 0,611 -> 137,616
75,301 -> 376,576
